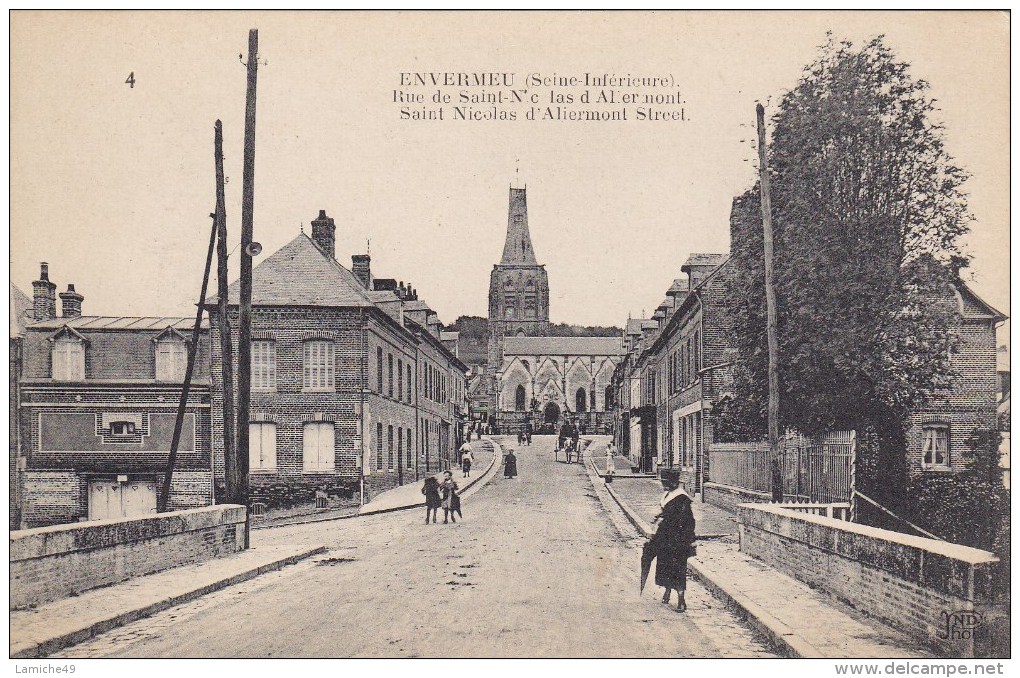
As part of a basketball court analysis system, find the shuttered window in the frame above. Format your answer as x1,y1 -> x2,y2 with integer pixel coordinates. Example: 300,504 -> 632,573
303,340 -> 335,390
249,422 -> 277,471
303,422 -> 335,472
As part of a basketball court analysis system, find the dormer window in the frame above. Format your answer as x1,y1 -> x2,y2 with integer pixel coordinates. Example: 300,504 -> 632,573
155,337 -> 187,382
52,336 -> 85,380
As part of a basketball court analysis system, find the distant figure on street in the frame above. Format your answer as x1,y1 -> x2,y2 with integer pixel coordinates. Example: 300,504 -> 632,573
641,477 -> 696,612
605,442 -> 617,482
421,476 -> 442,524
558,422 -> 569,451
440,471 -> 461,523
459,441 -> 474,478
525,423 -> 533,446
504,449 -> 518,479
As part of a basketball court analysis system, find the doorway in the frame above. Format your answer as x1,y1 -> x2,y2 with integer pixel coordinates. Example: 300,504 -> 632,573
543,401 -> 560,425
88,478 -> 157,521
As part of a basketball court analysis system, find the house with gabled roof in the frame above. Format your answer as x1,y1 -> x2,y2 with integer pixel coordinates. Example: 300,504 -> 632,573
204,210 -> 466,506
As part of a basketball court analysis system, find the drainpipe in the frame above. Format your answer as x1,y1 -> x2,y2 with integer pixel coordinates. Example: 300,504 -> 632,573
359,309 -> 366,508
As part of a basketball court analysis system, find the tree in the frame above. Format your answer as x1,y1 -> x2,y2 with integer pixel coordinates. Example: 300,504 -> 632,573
722,35 -> 971,518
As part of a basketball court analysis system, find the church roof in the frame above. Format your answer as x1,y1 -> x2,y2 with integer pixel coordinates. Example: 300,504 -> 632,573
500,187 -> 539,266
503,336 -> 624,356
205,234 -> 375,308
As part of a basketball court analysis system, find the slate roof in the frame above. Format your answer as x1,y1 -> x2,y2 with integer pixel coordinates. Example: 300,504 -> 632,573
206,234 -> 375,308
625,318 -> 658,335
503,336 -> 624,356
26,316 -> 207,331
681,253 -> 727,271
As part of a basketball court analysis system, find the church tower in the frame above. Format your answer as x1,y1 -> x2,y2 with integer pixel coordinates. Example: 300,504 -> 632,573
484,187 -> 551,425
487,187 -> 550,334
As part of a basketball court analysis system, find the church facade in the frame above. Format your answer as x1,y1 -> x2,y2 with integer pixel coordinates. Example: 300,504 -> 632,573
481,188 -> 623,434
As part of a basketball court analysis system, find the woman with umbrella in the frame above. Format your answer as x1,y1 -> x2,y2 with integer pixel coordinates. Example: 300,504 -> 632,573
640,475 -> 696,612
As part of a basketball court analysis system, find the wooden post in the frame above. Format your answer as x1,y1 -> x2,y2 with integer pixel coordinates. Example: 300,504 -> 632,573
214,120 -> 235,507
234,29 -> 258,543
756,103 -> 783,503
160,216 -> 217,512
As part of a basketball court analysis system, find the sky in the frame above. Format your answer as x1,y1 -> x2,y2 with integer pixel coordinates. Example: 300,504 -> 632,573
9,11 -> 1010,341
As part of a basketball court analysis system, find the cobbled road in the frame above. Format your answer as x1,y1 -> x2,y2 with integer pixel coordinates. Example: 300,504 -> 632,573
54,436 -> 777,658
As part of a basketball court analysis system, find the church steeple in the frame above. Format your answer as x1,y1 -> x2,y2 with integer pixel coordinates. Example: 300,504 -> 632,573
500,187 -> 538,265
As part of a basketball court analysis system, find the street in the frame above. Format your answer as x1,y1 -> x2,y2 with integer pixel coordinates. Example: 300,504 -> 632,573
54,436 -> 777,658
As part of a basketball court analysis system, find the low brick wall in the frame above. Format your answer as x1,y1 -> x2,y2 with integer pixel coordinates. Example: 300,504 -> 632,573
703,481 -> 771,513
10,504 -> 246,609
738,503 -> 1006,658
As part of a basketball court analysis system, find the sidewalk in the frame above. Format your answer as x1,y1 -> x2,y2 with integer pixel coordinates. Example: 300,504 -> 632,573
583,442 -> 933,659
358,437 -> 500,515
10,542 -> 325,658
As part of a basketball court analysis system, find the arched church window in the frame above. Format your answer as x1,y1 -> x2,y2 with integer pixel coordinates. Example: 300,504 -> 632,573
576,388 -> 587,413
515,385 -> 526,411
605,386 -> 613,410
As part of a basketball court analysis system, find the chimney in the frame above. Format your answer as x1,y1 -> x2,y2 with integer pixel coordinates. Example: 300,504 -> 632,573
59,284 -> 84,318
352,254 -> 372,289
32,262 -> 57,321
310,209 -> 336,259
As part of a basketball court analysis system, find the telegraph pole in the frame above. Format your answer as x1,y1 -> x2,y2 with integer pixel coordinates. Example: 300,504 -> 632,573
756,103 -> 783,503
214,120 -> 235,507
234,29 -> 258,543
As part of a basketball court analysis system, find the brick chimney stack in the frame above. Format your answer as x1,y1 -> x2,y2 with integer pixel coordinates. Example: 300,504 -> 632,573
352,254 -> 372,289
59,283 -> 84,318
32,262 -> 57,321
310,209 -> 336,259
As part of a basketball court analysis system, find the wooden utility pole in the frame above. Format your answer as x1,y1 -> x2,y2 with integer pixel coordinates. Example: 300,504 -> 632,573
214,120 -> 235,506
756,103 -> 783,503
160,215 -> 217,512
233,29 -> 258,534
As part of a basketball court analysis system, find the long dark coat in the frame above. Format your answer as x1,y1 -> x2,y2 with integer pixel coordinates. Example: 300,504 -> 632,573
422,478 -> 442,509
645,494 -> 696,589
504,452 -> 518,478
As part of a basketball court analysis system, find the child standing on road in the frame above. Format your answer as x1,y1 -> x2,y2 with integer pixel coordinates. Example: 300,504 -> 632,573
460,442 -> 474,478
440,471 -> 461,524
421,476 -> 442,524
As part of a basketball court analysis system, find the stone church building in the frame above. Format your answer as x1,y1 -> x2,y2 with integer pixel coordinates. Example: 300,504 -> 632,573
482,187 -> 623,434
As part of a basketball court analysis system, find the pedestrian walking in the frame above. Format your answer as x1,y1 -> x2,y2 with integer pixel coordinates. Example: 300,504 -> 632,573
440,471 -> 461,523
640,477 -> 696,612
421,476 -> 442,524
604,442 -> 617,483
504,449 -> 518,479
459,441 -> 474,478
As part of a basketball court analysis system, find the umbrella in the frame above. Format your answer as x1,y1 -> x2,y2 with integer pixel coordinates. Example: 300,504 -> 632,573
639,539 -> 656,595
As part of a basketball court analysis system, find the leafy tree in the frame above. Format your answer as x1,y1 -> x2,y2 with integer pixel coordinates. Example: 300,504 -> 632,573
721,35 -> 971,519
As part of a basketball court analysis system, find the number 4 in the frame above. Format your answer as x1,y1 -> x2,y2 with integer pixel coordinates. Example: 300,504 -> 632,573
125,72 -> 135,88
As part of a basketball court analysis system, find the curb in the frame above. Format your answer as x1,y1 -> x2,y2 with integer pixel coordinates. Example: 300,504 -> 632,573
357,437 -> 501,517
11,544 -> 326,659
597,479 -> 818,658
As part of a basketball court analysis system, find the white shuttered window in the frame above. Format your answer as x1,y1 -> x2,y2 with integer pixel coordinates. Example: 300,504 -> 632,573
303,340 -> 335,390
252,341 -> 276,390
52,338 -> 85,380
303,422 -> 335,472
249,422 -> 277,471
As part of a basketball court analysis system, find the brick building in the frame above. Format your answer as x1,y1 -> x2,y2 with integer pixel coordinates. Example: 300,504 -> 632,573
611,255 -> 735,491
15,264 -> 213,528
205,210 -> 466,506
906,283 -> 1006,477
